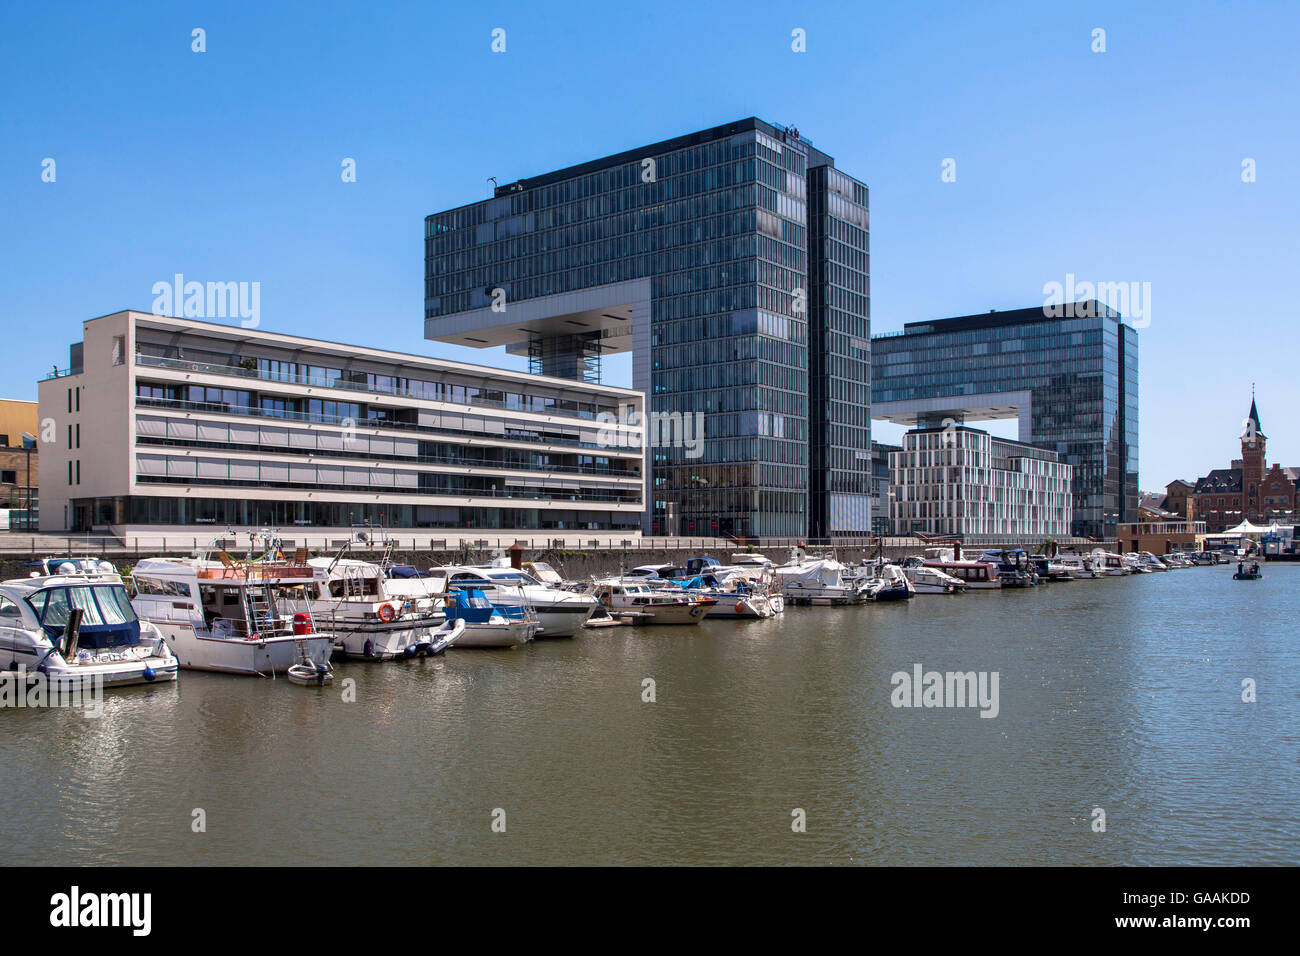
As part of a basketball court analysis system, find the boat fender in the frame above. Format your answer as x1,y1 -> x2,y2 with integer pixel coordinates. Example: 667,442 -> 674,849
143,666 -> 157,682
377,603 -> 397,623
735,601 -> 746,613
403,643 -> 419,658
363,638 -> 376,659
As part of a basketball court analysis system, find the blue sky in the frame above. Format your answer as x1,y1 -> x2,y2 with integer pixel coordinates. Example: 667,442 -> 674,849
2,0 -> 1296,488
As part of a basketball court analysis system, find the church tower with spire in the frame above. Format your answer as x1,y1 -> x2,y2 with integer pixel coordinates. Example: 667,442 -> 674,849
1241,388 -> 1267,520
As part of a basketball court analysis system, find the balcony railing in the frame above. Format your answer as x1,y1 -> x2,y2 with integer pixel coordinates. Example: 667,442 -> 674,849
134,396 -> 637,454
136,474 -> 642,504
135,354 -> 627,423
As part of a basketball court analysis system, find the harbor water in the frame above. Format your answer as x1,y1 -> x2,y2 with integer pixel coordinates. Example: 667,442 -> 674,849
3,563 -> 1296,865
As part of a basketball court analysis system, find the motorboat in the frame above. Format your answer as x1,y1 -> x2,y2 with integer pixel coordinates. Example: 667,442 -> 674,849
1089,549 -> 1131,576
584,579 -> 715,624
304,557 -> 457,660
862,563 -> 914,601
441,587 -> 538,647
774,551 -> 870,605
1232,561 -> 1263,580
655,566 -> 782,619
1030,556 -> 1076,581
902,564 -> 967,594
1054,554 -> 1101,579
1,560 -> 178,690
1132,552 -> 1170,572
130,535 -> 335,677
440,565 -> 597,637
978,550 -> 1038,587
287,659 -> 333,686
919,547 -> 1002,589
1122,553 -> 1152,573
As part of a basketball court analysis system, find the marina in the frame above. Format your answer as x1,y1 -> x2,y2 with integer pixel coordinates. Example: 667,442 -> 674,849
0,555 -> 1292,866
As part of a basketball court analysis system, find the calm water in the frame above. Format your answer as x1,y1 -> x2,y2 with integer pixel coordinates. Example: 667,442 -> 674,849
3,563 -> 1296,865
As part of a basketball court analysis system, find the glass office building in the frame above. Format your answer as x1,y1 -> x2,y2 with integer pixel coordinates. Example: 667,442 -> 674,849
871,304 -> 1138,539
424,118 -> 872,539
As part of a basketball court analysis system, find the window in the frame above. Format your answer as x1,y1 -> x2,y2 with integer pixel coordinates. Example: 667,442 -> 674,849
75,389 -> 80,412
76,461 -> 80,485
0,470 -> 15,484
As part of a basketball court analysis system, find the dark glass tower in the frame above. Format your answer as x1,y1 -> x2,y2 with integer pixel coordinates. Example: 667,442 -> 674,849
424,118 -> 872,539
871,303 -> 1139,539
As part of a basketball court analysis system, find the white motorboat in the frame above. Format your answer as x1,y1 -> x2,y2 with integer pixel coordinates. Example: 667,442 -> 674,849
304,557 -> 456,660
1055,554 -> 1102,579
130,538 -> 335,677
1135,551 -> 1170,572
441,586 -> 537,647
646,563 -> 783,619
1089,549 -> 1131,575
0,560 -> 178,690
775,551 -> 870,605
854,562 -> 914,601
584,580 -> 715,625
902,564 -> 967,594
443,565 -> 597,637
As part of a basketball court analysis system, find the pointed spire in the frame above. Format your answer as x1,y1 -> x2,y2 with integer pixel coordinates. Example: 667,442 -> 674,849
1244,386 -> 1265,443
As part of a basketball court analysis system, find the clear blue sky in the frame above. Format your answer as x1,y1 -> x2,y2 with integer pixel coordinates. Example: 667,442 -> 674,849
2,0 -> 1296,488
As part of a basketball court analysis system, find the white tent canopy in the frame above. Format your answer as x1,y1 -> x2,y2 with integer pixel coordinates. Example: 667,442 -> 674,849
1221,519 -> 1271,535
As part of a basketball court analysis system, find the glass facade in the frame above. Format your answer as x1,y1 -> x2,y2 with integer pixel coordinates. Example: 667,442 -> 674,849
807,166 -> 871,537
872,304 -> 1139,539
425,118 -> 872,539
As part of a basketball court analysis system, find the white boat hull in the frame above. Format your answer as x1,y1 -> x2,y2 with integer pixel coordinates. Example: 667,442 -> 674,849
321,615 -> 447,661
155,622 -> 334,676
453,619 -> 536,648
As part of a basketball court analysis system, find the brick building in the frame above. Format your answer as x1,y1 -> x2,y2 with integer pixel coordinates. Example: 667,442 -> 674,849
1191,397 -> 1296,532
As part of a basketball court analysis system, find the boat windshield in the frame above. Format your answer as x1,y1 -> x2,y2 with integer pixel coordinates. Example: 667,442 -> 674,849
484,571 -> 540,587
27,584 -> 139,627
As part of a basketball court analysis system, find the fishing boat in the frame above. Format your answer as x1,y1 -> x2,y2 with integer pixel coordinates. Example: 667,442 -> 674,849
1,560 -> 179,690
130,533 -> 335,677
1233,561 -> 1263,580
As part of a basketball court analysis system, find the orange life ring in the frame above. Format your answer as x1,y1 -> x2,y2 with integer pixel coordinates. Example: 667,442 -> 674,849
377,603 -> 396,623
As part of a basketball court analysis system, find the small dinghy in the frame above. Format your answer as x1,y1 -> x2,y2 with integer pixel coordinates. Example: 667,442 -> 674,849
287,658 -> 333,686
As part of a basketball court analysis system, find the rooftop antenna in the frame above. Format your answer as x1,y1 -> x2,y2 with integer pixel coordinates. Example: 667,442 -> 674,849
487,176 -> 497,196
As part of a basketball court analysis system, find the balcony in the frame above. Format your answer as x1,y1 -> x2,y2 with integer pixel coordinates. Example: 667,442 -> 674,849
135,354 -> 624,423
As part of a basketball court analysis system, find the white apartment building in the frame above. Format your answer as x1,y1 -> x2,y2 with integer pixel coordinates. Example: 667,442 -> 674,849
37,311 -> 646,546
890,426 -> 1074,539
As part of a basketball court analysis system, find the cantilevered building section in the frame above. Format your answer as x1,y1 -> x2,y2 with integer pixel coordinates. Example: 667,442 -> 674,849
872,303 -> 1138,539
424,118 -> 872,539
38,312 -> 645,544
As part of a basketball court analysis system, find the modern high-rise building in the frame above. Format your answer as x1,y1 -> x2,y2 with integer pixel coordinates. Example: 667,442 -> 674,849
38,311 -> 646,543
872,303 -> 1138,539
424,118 -> 871,539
